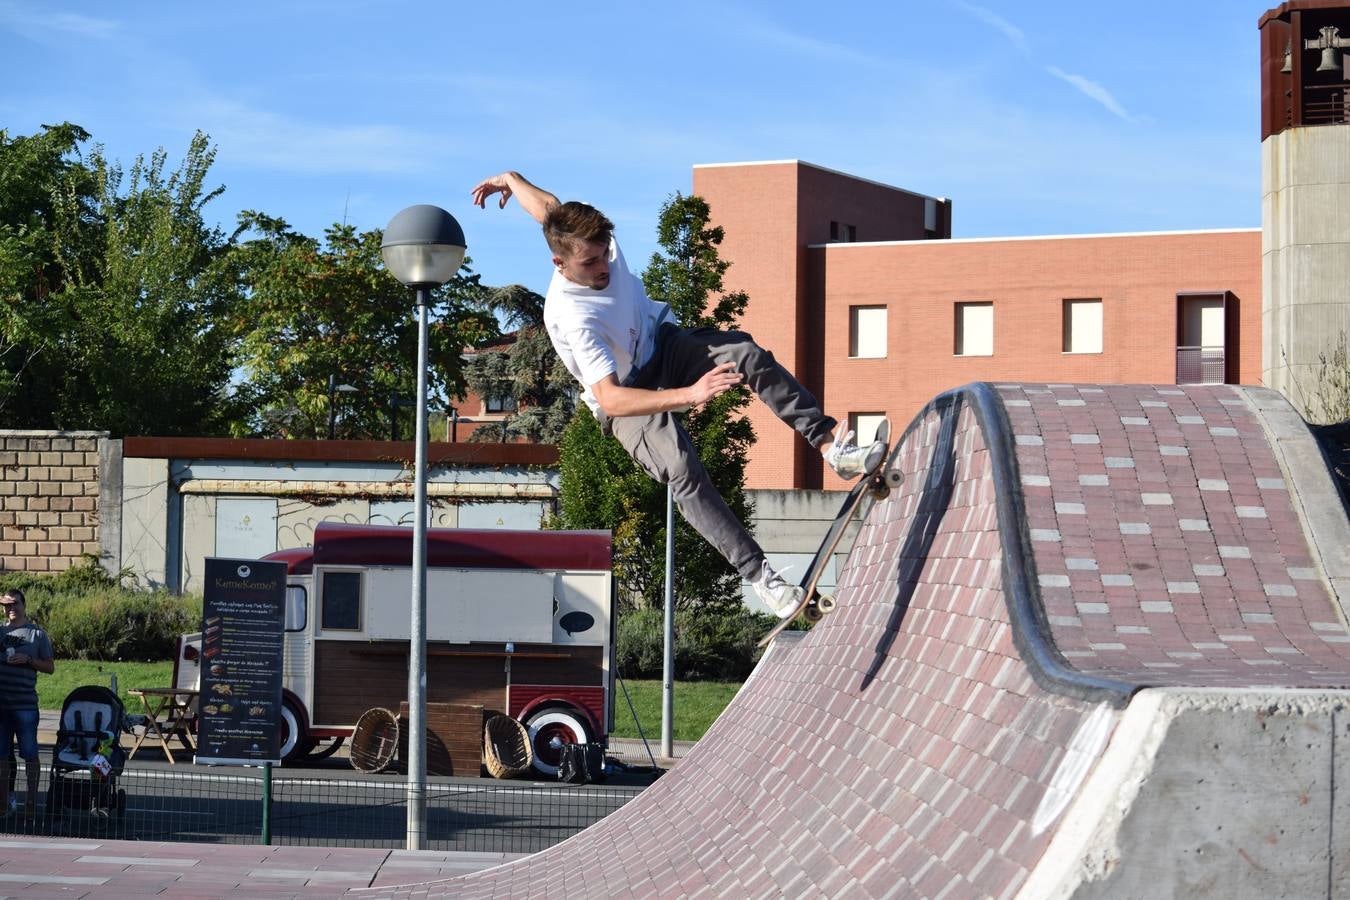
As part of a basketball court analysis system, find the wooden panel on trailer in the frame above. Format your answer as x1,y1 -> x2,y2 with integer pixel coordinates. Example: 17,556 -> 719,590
311,641 -> 603,727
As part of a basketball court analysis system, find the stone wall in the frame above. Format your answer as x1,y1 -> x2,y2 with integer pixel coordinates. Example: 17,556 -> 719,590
0,431 -> 104,573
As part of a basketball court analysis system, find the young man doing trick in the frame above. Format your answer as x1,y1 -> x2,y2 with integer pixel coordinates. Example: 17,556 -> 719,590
471,171 -> 884,618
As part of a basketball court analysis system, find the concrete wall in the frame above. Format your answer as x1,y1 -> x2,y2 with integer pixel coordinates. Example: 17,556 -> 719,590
1262,125 -> 1350,423
0,431 -> 104,573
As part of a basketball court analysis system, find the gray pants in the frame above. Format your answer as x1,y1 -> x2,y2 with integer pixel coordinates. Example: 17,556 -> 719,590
597,325 -> 836,580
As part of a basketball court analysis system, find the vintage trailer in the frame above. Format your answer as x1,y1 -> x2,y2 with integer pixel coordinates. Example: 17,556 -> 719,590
176,521 -> 615,774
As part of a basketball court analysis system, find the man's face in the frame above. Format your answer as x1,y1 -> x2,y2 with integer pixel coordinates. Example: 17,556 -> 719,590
1,600 -> 18,621
554,239 -> 611,291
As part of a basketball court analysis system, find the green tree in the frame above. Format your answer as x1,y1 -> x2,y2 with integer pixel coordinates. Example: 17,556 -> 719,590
554,193 -> 756,614
462,284 -> 576,443
227,213 -> 497,438
0,122 -> 95,416
2,124 -> 241,434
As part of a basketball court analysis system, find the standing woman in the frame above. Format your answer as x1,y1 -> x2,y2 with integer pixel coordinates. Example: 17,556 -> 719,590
0,589 -> 54,817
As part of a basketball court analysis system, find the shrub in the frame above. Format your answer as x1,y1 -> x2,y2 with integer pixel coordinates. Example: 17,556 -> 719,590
32,588 -> 200,661
1,560 -> 200,660
616,605 -> 777,681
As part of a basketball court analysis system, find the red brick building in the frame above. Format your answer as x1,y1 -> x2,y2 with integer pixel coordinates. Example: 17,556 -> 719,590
694,160 -> 1262,491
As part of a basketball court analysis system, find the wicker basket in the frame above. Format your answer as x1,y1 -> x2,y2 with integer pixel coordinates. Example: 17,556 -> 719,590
349,707 -> 400,773
483,714 -> 533,779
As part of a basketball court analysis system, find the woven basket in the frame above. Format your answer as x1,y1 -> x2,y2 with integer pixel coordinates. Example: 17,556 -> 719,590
349,707 -> 400,773
483,714 -> 533,779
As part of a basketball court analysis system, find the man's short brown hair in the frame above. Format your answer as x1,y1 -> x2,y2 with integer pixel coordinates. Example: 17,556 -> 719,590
542,201 -> 613,258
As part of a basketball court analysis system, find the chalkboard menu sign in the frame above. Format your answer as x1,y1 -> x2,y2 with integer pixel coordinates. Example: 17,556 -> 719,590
197,558 -> 286,765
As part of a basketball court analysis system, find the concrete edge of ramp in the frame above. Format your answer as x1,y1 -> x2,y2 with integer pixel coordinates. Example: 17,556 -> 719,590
1240,386 -> 1350,617
1022,688 -> 1348,899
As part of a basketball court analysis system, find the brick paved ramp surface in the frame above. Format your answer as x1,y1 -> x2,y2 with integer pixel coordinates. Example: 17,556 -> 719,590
11,384 -> 1346,898
349,383 -> 1350,900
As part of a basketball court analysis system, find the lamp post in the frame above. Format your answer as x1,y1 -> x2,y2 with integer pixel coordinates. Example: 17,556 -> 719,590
326,374 -> 358,440
381,204 -> 466,851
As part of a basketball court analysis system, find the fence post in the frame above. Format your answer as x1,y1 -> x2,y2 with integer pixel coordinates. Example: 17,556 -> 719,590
261,762 -> 272,844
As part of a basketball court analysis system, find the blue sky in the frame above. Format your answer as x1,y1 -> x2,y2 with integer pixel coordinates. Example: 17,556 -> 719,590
2,1 -> 1263,297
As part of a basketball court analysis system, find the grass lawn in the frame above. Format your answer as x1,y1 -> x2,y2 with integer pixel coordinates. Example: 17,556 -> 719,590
611,679 -> 743,742
37,659 -> 175,712
38,663 -> 740,745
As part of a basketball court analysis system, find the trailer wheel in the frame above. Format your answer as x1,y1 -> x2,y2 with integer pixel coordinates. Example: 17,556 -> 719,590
524,708 -> 590,777
279,700 -> 314,764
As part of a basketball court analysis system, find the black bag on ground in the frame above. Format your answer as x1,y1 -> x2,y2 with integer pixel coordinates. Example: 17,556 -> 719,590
557,742 -> 606,784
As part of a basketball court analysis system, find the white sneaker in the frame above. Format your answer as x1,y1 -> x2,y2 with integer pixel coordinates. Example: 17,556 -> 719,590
752,561 -> 804,619
823,424 -> 885,480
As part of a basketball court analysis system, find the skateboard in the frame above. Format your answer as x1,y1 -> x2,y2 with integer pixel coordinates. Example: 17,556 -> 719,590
757,419 -> 901,648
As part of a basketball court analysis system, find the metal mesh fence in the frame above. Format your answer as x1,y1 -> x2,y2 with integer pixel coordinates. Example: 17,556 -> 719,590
1,764 -> 644,853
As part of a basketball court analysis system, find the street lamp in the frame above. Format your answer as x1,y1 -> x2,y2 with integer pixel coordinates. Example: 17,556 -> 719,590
327,374 -> 358,440
381,205 -> 465,852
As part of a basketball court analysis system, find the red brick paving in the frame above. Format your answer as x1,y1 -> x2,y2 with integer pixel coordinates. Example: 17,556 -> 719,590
8,382 -> 1347,898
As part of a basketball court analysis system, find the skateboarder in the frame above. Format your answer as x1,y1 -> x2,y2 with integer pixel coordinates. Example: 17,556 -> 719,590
471,171 -> 884,618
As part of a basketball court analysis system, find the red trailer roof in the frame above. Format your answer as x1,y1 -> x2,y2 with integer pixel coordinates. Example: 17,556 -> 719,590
290,521 -> 612,572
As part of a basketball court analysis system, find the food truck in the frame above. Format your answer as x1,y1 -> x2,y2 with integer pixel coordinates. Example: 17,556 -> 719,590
176,521 -> 614,774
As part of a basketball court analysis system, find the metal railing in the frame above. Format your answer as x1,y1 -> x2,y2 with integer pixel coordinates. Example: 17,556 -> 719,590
1304,96 -> 1350,127
1176,346 -> 1226,385
1,765 -> 644,852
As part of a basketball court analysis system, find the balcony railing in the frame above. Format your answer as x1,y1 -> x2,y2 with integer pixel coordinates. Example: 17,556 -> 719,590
1176,346 -> 1226,385
1304,95 -> 1350,127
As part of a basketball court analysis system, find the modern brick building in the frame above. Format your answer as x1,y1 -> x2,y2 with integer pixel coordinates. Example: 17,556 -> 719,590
694,161 -> 1263,490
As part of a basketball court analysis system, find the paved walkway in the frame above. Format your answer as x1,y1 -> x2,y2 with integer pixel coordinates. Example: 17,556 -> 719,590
0,837 -> 523,898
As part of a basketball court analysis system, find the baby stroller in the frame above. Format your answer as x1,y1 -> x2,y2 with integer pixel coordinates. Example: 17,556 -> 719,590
47,685 -> 127,819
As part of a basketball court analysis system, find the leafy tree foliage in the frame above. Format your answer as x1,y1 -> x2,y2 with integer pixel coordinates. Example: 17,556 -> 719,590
462,284 -> 576,443
1,124 -> 242,433
554,193 -> 756,614
226,214 -> 497,438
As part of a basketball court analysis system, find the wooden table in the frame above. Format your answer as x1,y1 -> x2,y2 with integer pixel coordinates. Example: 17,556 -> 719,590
127,688 -> 199,764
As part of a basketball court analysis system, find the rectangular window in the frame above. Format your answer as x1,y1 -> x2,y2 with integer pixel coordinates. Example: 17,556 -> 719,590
1062,299 -> 1103,354
320,571 -> 361,631
485,395 -> 517,413
849,306 -> 887,358
829,221 -> 857,242
284,585 -> 307,632
849,412 -> 887,447
955,302 -> 994,356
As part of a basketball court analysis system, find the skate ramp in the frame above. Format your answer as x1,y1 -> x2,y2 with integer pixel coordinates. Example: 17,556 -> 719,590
358,383 -> 1350,899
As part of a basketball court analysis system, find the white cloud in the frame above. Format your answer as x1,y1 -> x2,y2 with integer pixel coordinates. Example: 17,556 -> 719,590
0,2 -> 119,39
951,1 -> 1029,55
724,8 -> 893,71
1045,66 -> 1135,122
951,3 -> 1135,123
182,99 -> 448,176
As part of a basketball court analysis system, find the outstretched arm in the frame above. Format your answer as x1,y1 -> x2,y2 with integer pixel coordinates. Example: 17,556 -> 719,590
470,171 -> 560,224
590,362 -> 743,418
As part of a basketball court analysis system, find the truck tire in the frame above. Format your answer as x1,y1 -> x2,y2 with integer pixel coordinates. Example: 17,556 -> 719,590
279,700 -> 315,764
524,707 -> 590,777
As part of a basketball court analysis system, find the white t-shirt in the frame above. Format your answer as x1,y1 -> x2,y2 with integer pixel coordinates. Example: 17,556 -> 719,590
543,238 -> 673,415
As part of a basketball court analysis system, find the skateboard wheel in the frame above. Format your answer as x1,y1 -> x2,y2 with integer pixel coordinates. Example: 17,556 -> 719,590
817,594 -> 836,614
803,605 -> 824,623
885,469 -> 904,488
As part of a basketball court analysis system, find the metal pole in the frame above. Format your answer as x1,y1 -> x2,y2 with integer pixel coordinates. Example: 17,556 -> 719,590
260,762 -> 272,845
326,373 -> 337,440
661,484 -> 674,759
406,288 -> 430,850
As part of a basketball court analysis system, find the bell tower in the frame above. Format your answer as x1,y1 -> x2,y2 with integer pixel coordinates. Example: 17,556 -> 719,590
1259,1 -> 1350,421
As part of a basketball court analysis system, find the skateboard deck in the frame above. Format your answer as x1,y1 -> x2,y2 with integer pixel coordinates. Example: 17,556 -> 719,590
757,420 -> 900,648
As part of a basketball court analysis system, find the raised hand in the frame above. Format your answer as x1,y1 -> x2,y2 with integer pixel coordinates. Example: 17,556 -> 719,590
686,362 -> 743,407
471,173 -> 514,209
